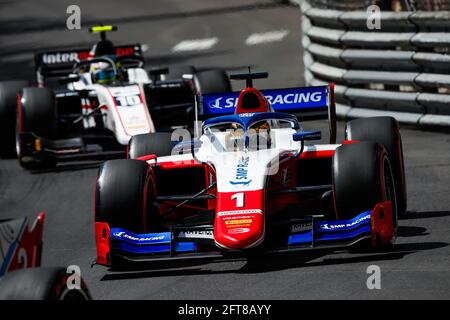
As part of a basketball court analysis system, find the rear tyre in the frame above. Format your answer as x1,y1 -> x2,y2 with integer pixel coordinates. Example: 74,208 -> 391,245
164,65 -> 196,80
128,132 -> 173,159
345,117 -> 406,217
0,267 -> 91,300
0,80 -> 28,158
17,87 -> 57,169
195,69 -> 231,94
332,142 -> 398,249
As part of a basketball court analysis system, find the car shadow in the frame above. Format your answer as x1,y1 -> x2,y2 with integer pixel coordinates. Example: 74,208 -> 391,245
400,211 -> 450,220
30,161 -> 102,174
239,241 -> 448,273
100,240 -> 448,281
397,225 -> 428,237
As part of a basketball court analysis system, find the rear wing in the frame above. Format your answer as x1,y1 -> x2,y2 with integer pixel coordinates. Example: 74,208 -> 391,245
34,44 -> 142,86
199,84 -> 336,143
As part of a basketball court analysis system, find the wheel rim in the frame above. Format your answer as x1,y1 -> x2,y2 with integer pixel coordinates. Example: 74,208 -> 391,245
59,288 -> 90,300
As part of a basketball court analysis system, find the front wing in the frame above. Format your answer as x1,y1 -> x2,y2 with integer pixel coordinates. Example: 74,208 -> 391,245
94,201 -> 394,266
18,132 -> 125,164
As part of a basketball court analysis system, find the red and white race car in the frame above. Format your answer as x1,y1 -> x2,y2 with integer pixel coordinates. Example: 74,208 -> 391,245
0,213 -> 91,299
93,71 -> 406,268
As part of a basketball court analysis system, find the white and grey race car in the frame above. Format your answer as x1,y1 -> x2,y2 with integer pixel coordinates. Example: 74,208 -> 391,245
0,25 -> 231,169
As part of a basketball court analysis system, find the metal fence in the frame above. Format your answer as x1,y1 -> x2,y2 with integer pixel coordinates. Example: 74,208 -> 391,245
299,0 -> 450,126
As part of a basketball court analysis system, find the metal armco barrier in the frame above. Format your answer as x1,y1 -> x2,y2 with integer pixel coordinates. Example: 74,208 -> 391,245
298,0 -> 450,127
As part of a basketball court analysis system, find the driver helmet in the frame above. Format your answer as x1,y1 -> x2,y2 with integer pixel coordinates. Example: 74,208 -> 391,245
225,121 -> 271,151
249,121 -> 271,150
87,39 -> 117,84
90,61 -> 115,84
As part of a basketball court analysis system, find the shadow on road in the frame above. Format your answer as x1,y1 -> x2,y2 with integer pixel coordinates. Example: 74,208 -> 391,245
30,161 -> 101,174
400,211 -> 450,220
238,241 -> 448,273
100,240 -> 448,281
397,225 -> 428,237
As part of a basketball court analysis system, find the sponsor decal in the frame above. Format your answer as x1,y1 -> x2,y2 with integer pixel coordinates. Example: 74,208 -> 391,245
217,209 -> 262,217
238,113 -> 255,118
227,227 -> 250,234
55,91 -> 79,98
202,86 -> 327,115
178,230 -> 214,239
39,46 -> 139,66
225,219 -> 252,225
291,222 -> 312,233
320,213 -> 370,231
229,180 -> 252,186
126,123 -> 147,129
208,97 -> 223,109
125,116 -> 147,129
229,156 -> 252,186
223,215 -> 253,220
206,92 -> 322,110
112,231 -> 166,242
42,52 -> 80,64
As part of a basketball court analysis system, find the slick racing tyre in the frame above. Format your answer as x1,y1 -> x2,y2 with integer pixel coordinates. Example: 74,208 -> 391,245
345,116 -> 406,217
0,80 -> 28,158
128,132 -> 173,159
17,87 -> 57,169
0,267 -> 91,300
195,69 -> 232,94
95,159 -> 158,233
164,65 -> 196,80
332,142 -> 398,239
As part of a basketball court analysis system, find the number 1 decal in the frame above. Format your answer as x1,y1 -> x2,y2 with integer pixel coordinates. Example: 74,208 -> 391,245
231,192 -> 244,208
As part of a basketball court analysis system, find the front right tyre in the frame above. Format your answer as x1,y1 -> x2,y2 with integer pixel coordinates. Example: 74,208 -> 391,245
16,87 -> 58,169
0,267 -> 91,300
0,80 -> 28,158
345,117 -> 406,217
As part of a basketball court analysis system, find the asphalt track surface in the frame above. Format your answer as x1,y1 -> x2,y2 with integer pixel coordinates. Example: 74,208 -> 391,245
1,0 -> 450,299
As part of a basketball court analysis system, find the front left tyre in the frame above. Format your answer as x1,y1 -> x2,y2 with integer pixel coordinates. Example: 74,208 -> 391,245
0,267 -> 92,300
95,159 -> 159,233
95,159 -> 160,268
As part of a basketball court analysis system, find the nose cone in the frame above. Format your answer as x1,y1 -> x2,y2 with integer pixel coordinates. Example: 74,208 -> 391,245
214,190 -> 265,250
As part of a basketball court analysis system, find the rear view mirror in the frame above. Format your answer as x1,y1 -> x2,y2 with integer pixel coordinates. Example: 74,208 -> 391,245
293,130 -> 321,141
148,67 -> 169,76
58,74 -> 80,84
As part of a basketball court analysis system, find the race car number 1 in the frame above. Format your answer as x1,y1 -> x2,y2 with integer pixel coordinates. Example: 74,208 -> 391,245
231,192 -> 244,208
